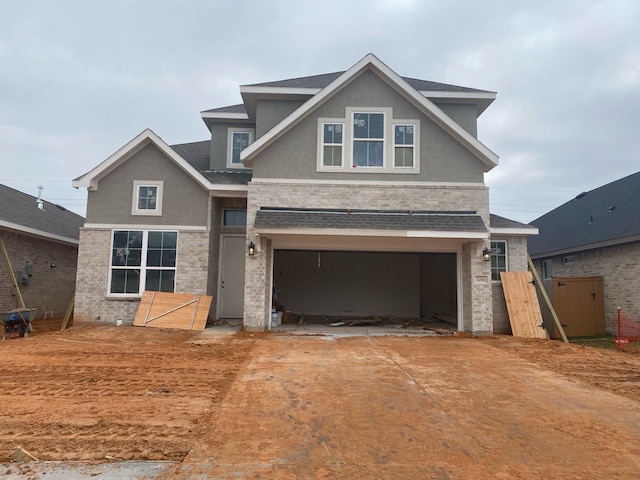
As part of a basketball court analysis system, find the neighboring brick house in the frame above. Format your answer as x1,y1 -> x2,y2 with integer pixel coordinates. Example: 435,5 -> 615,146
0,184 -> 84,317
529,171 -> 640,333
73,54 -> 536,333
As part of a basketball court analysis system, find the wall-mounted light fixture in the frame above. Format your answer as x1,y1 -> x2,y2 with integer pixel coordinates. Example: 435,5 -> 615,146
482,247 -> 494,262
248,242 -> 255,256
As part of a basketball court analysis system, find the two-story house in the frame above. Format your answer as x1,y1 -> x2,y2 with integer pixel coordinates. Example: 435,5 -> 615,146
72,54 -> 536,334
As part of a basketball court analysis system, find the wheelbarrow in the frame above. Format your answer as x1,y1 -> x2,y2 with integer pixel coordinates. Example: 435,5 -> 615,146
1,308 -> 35,340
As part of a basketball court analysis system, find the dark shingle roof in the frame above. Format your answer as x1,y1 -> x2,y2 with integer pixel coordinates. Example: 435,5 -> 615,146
490,214 -> 535,230
243,72 -> 493,94
170,140 -> 252,185
0,184 -> 85,242
255,208 -> 487,232
201,104 -> 247,114
528,171 -> 640,256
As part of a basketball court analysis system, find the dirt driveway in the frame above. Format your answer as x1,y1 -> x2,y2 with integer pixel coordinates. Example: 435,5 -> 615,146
0,321 -> 639,479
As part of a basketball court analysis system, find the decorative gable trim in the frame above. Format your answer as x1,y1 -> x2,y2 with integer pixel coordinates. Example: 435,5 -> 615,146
240,53 -> 499,169
72,129 -> 212,191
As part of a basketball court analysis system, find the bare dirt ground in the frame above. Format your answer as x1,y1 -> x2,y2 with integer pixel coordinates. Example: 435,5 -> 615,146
0,319 -> 639,479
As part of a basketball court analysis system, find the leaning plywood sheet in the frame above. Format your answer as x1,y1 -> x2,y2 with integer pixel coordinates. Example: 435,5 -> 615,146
134,291 -> 212,330
500,271 -> 548,339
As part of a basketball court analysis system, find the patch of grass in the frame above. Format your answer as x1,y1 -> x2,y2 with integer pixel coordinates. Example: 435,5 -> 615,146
570,335 -> 640,353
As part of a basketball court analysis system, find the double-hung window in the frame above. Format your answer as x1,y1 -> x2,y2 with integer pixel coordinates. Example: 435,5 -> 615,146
132,180 -> 163,216
109,230 -> 177,295
394,124 -> 415,168
227,128 -> 254,168
321,123 -> 343,167
352,112 -> 384,167
490,240 -> 507,282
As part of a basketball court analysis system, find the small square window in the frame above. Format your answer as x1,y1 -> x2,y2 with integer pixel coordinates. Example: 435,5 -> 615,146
132,181 -> 163,216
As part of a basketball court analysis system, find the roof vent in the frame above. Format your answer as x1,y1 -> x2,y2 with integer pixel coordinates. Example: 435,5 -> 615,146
55,204 -> 67,211
608,206 -> 616,212
36,185 -> 45,211
575,192 -> 588,200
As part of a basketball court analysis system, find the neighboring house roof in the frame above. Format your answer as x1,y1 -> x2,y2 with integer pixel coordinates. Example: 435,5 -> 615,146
241,53 -> 499,170
528,171 -> 640,257
0,184 -> 85,245
254,207 -> 488,239
72,130 -> 249,194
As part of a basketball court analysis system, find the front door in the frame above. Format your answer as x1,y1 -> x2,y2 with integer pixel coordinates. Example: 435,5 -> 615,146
218,235 -> 245,319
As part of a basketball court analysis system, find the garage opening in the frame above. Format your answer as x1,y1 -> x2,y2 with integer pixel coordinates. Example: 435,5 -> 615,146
272,250 -> 458,330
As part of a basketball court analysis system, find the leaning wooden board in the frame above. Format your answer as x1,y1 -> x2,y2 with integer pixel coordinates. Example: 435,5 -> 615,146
133,291 -> 212,330
500,271 -> 548,339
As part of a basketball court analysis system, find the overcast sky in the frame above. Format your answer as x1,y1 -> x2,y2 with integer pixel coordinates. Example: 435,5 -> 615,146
1,0 -> 638,223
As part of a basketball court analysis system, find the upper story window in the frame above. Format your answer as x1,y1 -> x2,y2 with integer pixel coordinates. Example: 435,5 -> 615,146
322,123 -> 344,167
490,240 -> 507,282
394,124 -> 416,168
132,180 -> 163,216
353,112 -> 384,167
227,128 -> 254,168
317,107 -> 419,174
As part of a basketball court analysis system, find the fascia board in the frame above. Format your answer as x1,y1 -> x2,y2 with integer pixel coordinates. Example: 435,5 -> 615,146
0,221 -> 79,246
239,86 -> 321,96
241,53 -> 498,168
200,111 -> 249,120
490,227 -> 539,236
421,90 -> 496,100
72,129 -> 213,192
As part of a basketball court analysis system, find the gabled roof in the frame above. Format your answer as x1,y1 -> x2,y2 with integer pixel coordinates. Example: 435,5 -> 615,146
240,53 -> 499,169
528,171 -> 640,257
73,129 -> 213,191
0,184 -> 85,245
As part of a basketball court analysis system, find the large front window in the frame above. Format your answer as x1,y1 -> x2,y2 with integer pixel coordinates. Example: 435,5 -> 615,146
352,112 -> 384,167
110,230 -> 177,295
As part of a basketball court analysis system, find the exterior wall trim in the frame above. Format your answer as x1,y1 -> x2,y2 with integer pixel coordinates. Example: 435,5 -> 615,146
491,227 -> 539,235
0,220 -> 79,246
530,233 -> 640,259
250,178 -> 486,188
256,227 -> 487,239
82,224 -> 207,231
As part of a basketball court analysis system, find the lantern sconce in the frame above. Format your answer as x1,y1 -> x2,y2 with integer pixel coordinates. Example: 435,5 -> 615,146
482,247 -> 494,262
248,242 -> 255,256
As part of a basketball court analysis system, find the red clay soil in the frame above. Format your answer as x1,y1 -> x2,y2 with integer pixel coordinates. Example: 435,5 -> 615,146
0,319 -> 639,479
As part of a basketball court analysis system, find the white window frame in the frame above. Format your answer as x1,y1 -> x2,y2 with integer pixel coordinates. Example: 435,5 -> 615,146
107,229 -> 178,298
393,122 -> 418,169
490,240 -> 508,282
317,107 -> 419,174
319,122 -> 344,168
131,180 -> 163,216
227,128 -> 254,169
351,109 -> 387,169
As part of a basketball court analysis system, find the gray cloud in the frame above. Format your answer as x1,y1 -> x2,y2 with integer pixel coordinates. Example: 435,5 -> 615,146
1,0 -> 638,221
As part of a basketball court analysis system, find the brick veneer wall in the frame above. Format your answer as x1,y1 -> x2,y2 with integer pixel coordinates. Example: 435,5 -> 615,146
244,181 -> 494,332
75,227 -> 210,325
0,231 -> 78,318
535,241 -> 640,333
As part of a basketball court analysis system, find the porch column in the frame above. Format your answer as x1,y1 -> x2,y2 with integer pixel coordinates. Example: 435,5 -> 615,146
462,241 -> 493,334
242,236 -> 271,331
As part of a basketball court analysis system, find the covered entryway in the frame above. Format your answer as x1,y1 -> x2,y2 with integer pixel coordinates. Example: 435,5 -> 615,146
273,250 -> 457,326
